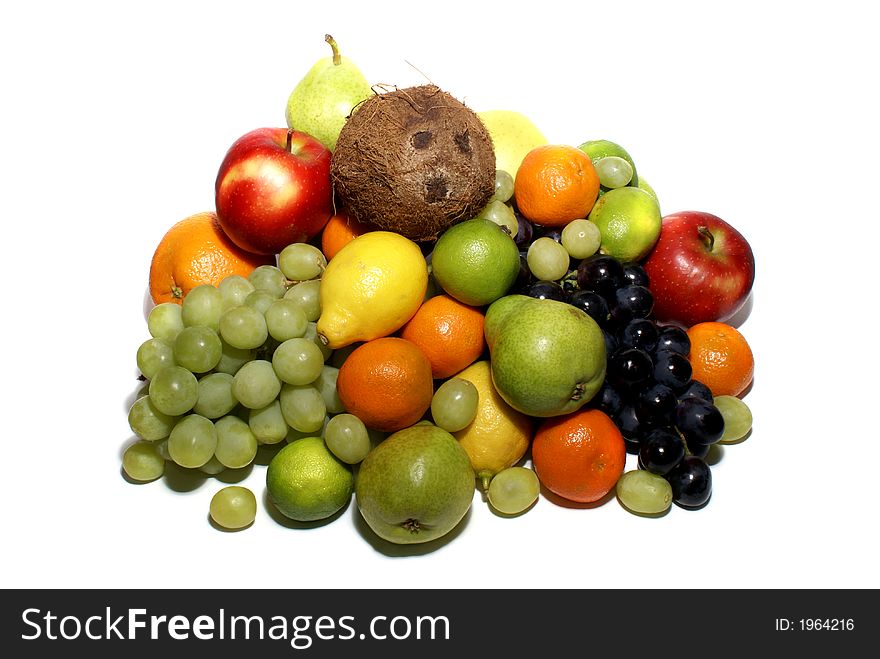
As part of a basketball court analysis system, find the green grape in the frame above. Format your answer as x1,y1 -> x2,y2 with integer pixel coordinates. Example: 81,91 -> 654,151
265,299 -> 309,342
173,326 -> 222,373
283,279 -> 321,322
489,169 -> 515,203
215,340 -> 256,376
487,467 -> 540,515
248,265 -> 287,298
232,360 -> 281,409
478,199 -> 518,237
304,322 -> 333,361
430,378 -> 479,432
135,381 -> 151,400
219,304 -> 268,350
595,156 -> 634,189
245,290 -> 276,315
181,284 -> 223,331
315,365 -> 345,414
149,366 -> 199,416
272,337 -> 325,385
248,399 -> 288,445
527,236 -> 570,281
194,372 -> 238,419
616,469 -> 673,515
167,413 -> 218,468
153,438 -> 171,461
324,413 -> 371,464
122,440 -> 166,482
561,219 -> 602,259
279,243 -> 327,281
128,395 -> 177,441
279,383 -> 326,433
209,486 -> 256,530
136,337 -> 176,380
714,395 -> 753,443
214,415 -> 258,468
148,303 -> 184,343
218,275 -> 255,311
199,456 -> 226,475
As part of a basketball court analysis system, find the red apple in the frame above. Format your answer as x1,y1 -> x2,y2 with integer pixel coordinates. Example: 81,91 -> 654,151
215,127 -> 332,255
642,211 -> 755,327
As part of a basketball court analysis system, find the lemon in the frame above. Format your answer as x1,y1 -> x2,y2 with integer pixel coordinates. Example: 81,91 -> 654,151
266,436 -> 354,522
452,361 -> 533,491
317,231 -> 428,349
478,110 -> 548,179
589,187 -> 662,263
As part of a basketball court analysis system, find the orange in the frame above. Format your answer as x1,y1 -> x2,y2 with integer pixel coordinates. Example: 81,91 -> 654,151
149,212 -> 273,305
531,408 -> 626,503
335,337 -> 434,432
687,322 -> 754,397
514,144 -> 600,227
320,211 -> 376,260
399,294 -> 486,379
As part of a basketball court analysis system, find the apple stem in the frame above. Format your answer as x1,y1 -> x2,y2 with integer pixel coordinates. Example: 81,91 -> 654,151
325,34 -> 341,66
698,226 -> 715,252
286,129 -> 294,153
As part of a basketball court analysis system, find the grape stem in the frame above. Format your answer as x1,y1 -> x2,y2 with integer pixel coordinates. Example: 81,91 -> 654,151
325,34 -> 341,66
698,226 -> 715,252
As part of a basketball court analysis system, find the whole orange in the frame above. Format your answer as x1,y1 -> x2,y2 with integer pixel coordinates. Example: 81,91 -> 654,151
514,144 -> 600,227
531,408 -> 626,503
399,294 -> 486,379
335,337 -> 434,432
687,322 -> 754,397
149,211 -> 274,305
320,210 -> 376,261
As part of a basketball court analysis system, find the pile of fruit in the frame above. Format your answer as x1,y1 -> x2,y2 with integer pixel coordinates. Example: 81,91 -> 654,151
123,36 -> 756,544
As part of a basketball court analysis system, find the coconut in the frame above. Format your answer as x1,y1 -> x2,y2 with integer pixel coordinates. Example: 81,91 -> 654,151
331,84 -> 495,242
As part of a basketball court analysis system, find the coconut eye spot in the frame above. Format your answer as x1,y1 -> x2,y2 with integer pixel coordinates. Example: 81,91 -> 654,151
454,131 -> 471,155
412,131 -> 433,149
424,174 -> 449,203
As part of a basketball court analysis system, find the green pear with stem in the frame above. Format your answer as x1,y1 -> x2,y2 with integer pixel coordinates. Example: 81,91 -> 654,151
285,34 -> 372,152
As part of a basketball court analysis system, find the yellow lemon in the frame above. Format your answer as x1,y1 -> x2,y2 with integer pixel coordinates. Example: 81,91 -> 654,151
477,110 -> 548,179
452,360 -> 533,491
317,231 -> 428,349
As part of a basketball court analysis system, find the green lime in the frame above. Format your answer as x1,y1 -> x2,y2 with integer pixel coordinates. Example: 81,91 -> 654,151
637,175 -> 660,209
578,139 -> 638,187
266,436 -> 353,521
431,218 -> 520,306
589,187 -> 661,263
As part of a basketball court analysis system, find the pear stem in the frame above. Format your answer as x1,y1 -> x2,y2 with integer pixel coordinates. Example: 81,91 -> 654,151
325,34 -> 341,66
698,226 -> 715,252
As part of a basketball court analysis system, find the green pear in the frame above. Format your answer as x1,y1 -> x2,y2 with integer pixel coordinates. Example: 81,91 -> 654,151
486,296 -> 606,417
356,424 -> 474,545
477,110 -> 548,179
285,34 -> 372,152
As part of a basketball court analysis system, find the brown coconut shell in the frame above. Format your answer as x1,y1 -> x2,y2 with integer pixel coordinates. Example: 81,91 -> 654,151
331,84 -> 495,242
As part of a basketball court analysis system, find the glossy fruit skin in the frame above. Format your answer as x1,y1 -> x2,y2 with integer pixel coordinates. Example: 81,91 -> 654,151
677,379 -> 714,404
638,427 -> 686,476
608,348 -> 653,391
643,211 -> 755,326
653,351 -> 693,390
675,397 -> 725,445
524,279 -> 568,302
576,254 -> 625,300
569,291 -> 611,327
620,319 -> 659,352
215,128 -> 333,255
666,456 -> 712,508
656,325 -> 690,356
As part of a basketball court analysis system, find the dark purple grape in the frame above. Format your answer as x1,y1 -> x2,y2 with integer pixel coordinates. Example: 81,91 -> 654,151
622,263 -> 650,288
533,225 -> 562,243
603,330 -> 619,360
678,379 -> 713,404
653,351 -> 692,390
675,397 -> 724,445
561,267 -> 580,295
634,382 -> 678,426
523,280 -> 567,302
593,382 -> 623,417
619,319 -> 659,352
608,348 -> 653,391
611,285 -> 654,324
666,456 -> 712,508
515,251 -> 533,289
685,440 -> 711,459
655,325 -> 690,356
576,254 -> 625,299
570,290 -> 611,327
513,211 -> 535,248
638,428 -> 686,475
613,404 -> 644,453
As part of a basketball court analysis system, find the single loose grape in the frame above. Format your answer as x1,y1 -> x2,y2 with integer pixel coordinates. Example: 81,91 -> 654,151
279,383 -> 326,433
149,366 -> 199,416
128,395 -> 177,441
489,169 -> 515,203
265,299 -> 308,342
248,399 -> 289,445
209,486 -> 257,530
181,284 -> 223,331
314,365 -> 345,414
561,219 -> 602,259
173,326 -> 222,373
430,378 -> 479,432
616,469 -> 673,515
219,304 -> 268,350
248,264 -> 288,298
595,156 -> 634,189
284,280 -> 322,322
167,414 -> 218,469
122,440 -> 166,482
272,337 -> 325,385
478,199 -> 519,237
279,243 -> 327,282
147,303 -> 184,343
218,275 -> 255,311
527,236 -> 570,281
232,360 -> 281,409
136,337 -> 176,380
714,395 -> 753,443
324,413 -> 371,464
487,467 -> 540,515
194,372 -> 238,419
214,415 -> 258,468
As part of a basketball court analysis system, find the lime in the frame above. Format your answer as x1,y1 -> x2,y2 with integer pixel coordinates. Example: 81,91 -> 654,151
431,218 -> 520,306
578,139 -> 639,187
589,187 -> 661,263
266,436 -> 354,521
637,175 -> 659,208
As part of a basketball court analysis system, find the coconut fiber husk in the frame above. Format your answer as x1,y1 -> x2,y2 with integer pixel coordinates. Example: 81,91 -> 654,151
331,84 -> 495,242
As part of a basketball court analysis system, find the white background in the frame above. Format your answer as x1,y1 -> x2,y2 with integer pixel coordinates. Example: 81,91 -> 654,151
2,0 -> 878,590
